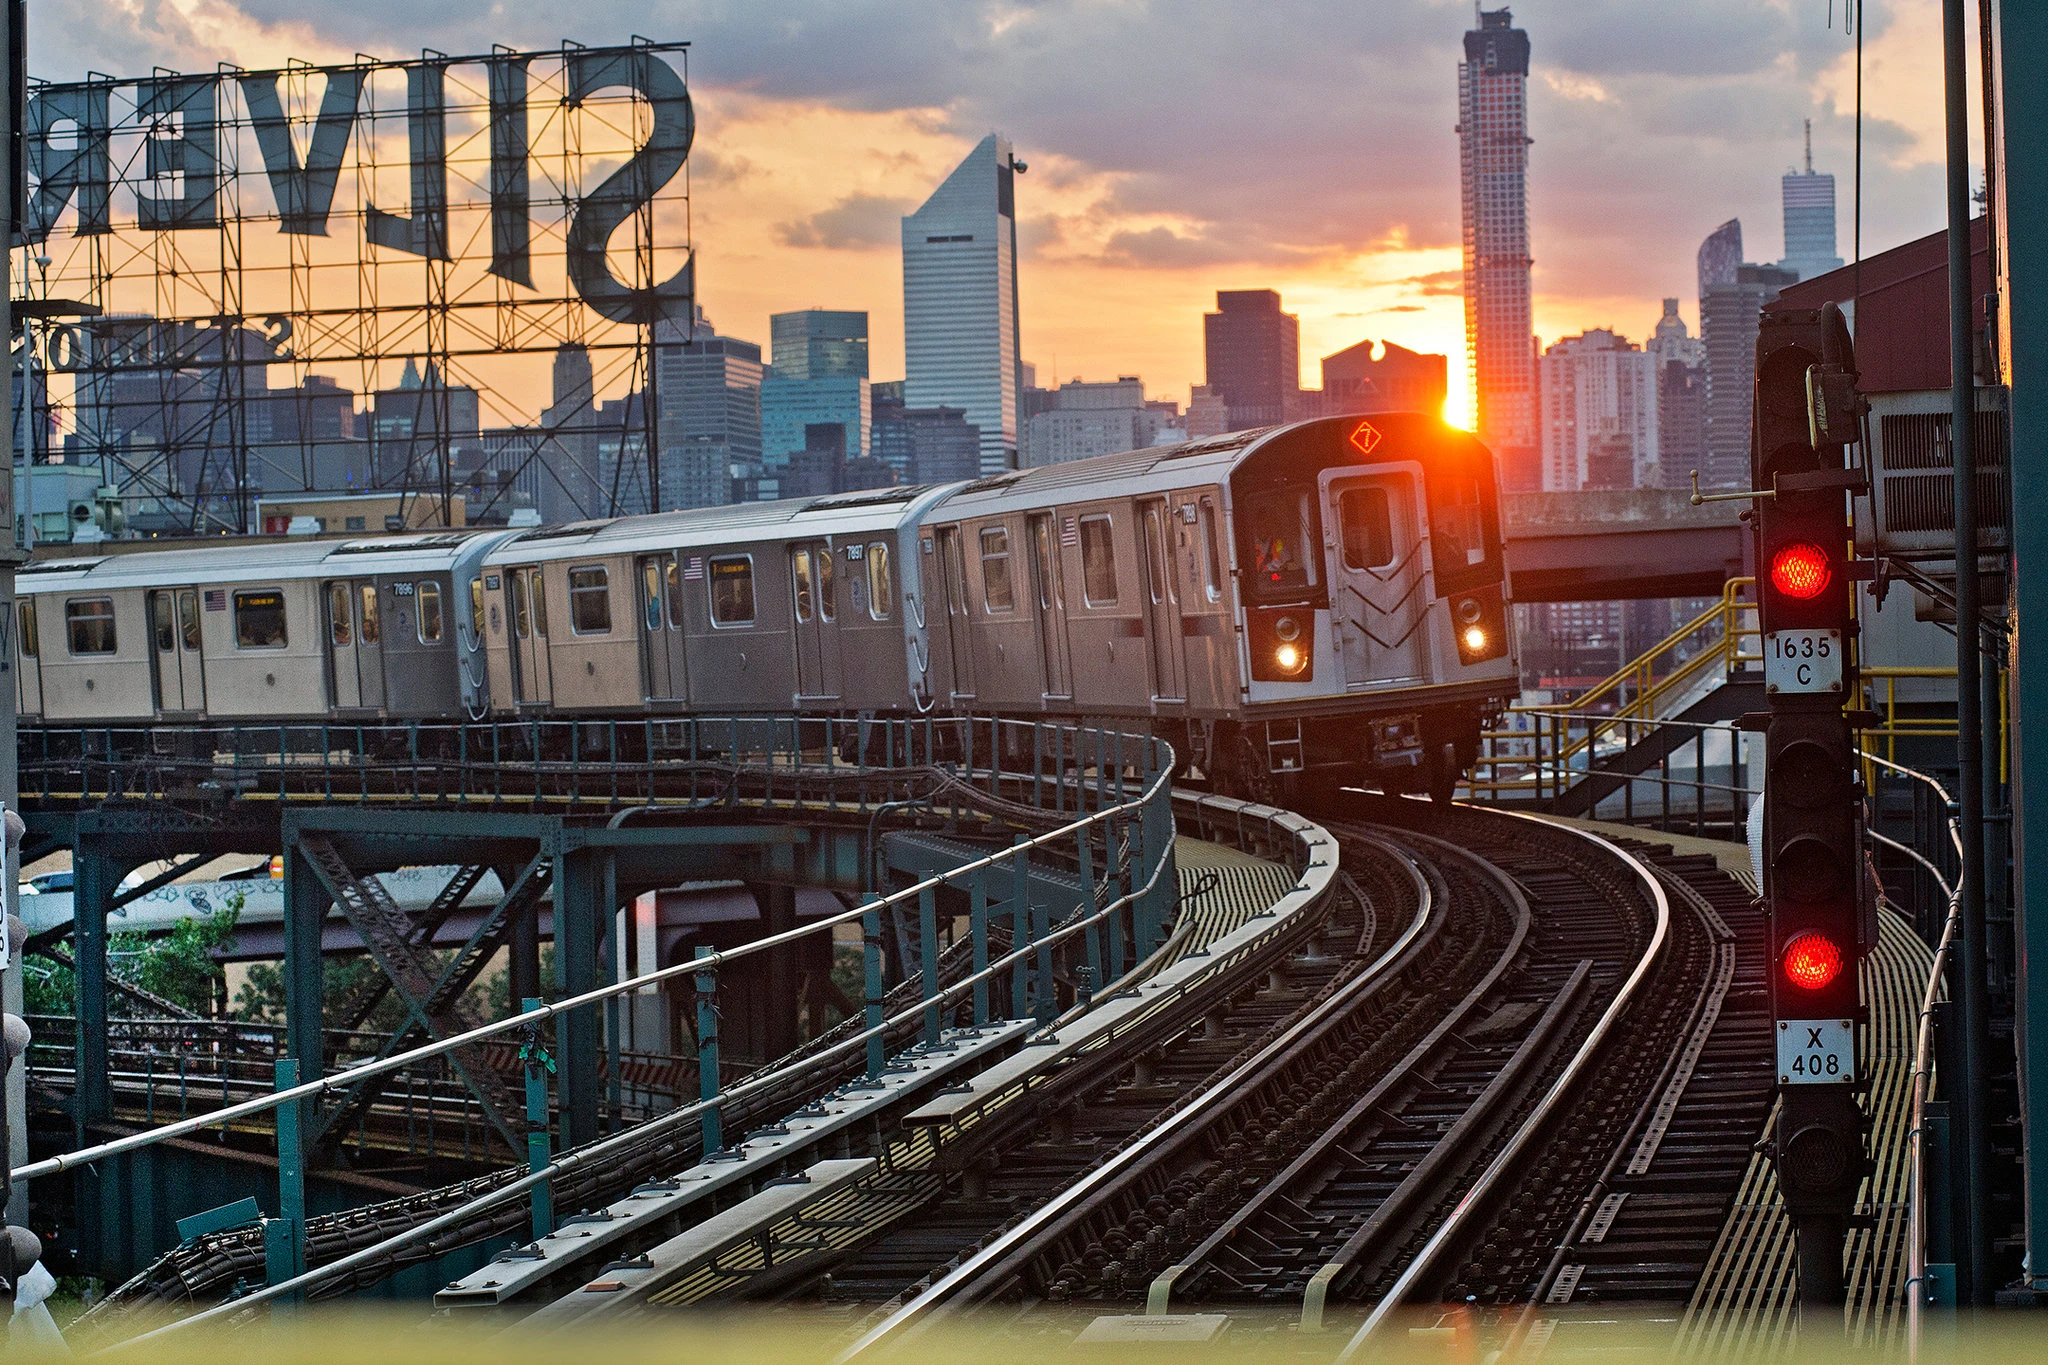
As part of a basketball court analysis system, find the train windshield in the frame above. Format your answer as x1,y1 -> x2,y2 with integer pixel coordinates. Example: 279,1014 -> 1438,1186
1425,461 -> 1500,593
1240,487 -> 1320,599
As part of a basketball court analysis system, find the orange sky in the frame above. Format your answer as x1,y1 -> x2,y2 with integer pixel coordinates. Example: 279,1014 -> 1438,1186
30,1 -> 1980,438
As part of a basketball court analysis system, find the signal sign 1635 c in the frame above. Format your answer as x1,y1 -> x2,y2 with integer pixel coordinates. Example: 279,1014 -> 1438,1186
1764,629 -> 1842,695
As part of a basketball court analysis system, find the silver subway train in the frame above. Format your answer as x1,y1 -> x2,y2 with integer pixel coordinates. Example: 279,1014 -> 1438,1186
10,414 -> 1519,799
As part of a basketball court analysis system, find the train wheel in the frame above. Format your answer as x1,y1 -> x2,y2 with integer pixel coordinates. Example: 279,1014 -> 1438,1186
1426,742 -> 1460,804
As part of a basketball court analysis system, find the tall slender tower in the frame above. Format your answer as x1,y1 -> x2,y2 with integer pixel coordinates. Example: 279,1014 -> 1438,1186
903,135 -> 1025,475
1779,121 -> 1844,283
1457,7 -> 1538,490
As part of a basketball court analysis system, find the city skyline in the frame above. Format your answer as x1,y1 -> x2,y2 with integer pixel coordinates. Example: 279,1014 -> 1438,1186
26,1 -> 1981,434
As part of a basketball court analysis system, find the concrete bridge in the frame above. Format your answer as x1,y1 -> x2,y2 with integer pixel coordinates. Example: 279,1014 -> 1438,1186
1503,489 -> 1747,603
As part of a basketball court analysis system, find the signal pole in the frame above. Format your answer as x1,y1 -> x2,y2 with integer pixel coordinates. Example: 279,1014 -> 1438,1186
1752,301 -> 1872,1313
1942,0 -> 1991,1305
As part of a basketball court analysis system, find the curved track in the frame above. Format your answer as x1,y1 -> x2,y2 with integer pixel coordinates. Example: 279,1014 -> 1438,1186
838,797 -> 1690,1356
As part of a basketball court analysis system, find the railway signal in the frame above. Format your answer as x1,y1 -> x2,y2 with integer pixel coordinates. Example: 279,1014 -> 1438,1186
1752,301 -> 1872,1310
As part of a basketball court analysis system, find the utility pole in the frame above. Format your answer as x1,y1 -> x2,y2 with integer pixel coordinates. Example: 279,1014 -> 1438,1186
1943,0 -> 1992,1305
1989,0 -> 2048,1302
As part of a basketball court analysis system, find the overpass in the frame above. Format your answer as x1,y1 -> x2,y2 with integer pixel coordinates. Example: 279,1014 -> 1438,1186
1502,488 -> 1747,603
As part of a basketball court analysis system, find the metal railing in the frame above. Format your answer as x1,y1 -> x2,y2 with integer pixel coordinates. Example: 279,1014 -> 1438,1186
1867,753 -> 1966,1359
25,1016 -> 697,1153
22,716 -> 1190,1333
18,712 -> 1165,813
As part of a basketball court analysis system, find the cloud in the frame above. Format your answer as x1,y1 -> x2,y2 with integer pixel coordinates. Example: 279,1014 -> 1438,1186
34,0 -> 1969,415
773,192 -> 915,250
1399,269 -> 1465,298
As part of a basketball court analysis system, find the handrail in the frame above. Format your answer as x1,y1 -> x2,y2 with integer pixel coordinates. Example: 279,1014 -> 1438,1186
15,720 -> 1175,1186
106,783 -> 1328,1344
1860,751 -> 1964,1362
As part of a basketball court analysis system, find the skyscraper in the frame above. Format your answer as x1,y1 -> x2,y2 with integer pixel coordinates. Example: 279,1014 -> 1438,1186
1779,121 -> 1843,283
1698,220 -> 1797,488
770,310 -> 870,381
1537,330 -> 1658,492
1321,340 -> 1450,416
902,134 -> 1025,475
762,309 -> 871,470
1644,300 -> 1704,491
1458,7 -> 1538,490
1204,290 -> 1299,430
655,315 -> 763,511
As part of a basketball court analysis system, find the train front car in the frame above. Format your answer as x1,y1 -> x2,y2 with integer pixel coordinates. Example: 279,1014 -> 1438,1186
1223,412 -> 1515,802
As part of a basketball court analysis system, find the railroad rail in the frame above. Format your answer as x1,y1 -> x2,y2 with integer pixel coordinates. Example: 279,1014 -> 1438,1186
837,797 -> 1707,1357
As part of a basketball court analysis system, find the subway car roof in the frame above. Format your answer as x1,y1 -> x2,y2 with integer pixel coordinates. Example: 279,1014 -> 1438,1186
15,529 -> 513,592
480,483 -> 965,565
919,414 -> 1479,518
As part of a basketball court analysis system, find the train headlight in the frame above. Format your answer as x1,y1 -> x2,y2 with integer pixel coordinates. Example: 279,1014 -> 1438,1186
1252,609 -> 1314,681
1451,587 -> 1509,665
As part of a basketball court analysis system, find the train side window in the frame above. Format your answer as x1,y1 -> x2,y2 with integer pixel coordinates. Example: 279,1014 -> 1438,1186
417,581 -> 444,644
18,601 -> 38,658
709,556 -> 756,626
1198,497 -> 1224,602
179,590 -> 201,650
568,566 -> 611,634
531,570 -> 549,637
153,594 -> 176,652
235,590 -> 288,648
867,541 -> 895,620
643,562 -> 665,632
358,584 -> 381,645
330,583 -> 354,645
941,530 -> 968,614
511,573 -> 531,640
792,548 -> 815,623
1339,487 -> 1396,570
980,527 -> 1015,612
666,560 -> 686,628
1079,515 -> 1119,607
816,545 -> 836,622
66,598 -> 116,655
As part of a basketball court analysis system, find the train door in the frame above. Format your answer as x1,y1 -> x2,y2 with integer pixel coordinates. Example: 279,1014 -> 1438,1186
508,567 -> 553,705
148,589 -> 206,712
1321,469 -> 1428,688
325,579 -> 387,709
790,541 -> 842,701
15,601 -> 42,714
935,526 -> 975,699
638,555 -> 688,701
1138,499 -> 1186,702
1027,513 -> 1072,700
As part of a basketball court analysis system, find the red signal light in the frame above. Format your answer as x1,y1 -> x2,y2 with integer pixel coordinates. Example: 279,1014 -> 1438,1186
1769,542 -> 1833,600
1781,931 -> 1845,991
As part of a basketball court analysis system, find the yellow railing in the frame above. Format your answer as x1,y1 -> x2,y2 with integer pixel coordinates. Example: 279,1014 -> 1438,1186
1464,578 -> 1758,799
1462,568 -> 1976,813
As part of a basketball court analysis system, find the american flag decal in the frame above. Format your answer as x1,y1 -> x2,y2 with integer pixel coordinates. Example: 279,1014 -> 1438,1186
682,556 -> 704,581
1061,518 -> 1078,548
203,589 -> 228,612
